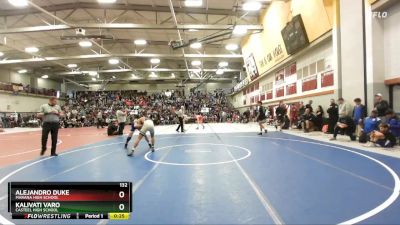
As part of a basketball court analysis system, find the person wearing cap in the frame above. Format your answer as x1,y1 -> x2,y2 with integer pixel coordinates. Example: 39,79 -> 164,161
37,97 -> 64,156
374,93 -> 390,122
358,110 -> 381,143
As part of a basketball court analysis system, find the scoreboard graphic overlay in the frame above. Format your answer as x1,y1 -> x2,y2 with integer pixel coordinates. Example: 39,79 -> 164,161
8,182 -> 132,220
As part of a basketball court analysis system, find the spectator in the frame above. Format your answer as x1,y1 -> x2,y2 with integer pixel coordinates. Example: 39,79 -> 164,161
305,100 -> 313,113
302,108 -> 316,133
330,116 -> 356,141
326,99 -> 338,134
338,97 -> 352,118
367,123 -> 397,148
289,103 -> 299,128
374,93 -> 390,122
353,98 -> 367,136
275,101 -> 287,131
315,105 -> 324,131
359,110 -> 381,143
386,110 -> 400,143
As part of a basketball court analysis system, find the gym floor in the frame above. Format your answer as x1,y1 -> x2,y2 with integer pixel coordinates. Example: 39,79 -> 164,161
0,123 -> 400,225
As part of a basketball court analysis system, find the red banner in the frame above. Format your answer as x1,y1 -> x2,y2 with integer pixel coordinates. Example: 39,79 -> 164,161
321,71 -> 334,87
276,87 -> 284,97
302,75 -> 318,92
286,83 -> 297,95
266,91 -> 273,100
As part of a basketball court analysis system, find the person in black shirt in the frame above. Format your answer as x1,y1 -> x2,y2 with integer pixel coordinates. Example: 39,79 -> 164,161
315,105 -> 324,131
374,93 -> 390,122
302,108 -> 316,133
330,116 -> 356,141
256,101 -> 268,135
107,120 -> 119,136
275,101 -> 287,131
326,99 -> 338,134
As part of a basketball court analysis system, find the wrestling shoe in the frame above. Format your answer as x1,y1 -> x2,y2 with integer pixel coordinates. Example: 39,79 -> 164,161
50,153 -> 58,157
258,132 -> 262,135
364,142 -> 376,147
264,130 -> 268,134
127,148 -> 134,156
124,143 -> 128,149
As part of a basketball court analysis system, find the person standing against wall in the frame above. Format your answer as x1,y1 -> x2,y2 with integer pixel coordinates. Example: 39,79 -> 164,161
374,93 -> 390,123
326,99 -> 338,134
38,97 -> 63,156
353,98 -> 367,136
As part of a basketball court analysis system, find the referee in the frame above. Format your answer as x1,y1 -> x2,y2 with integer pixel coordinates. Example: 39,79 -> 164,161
38,97 -> 63,156
175,106 -> 185,133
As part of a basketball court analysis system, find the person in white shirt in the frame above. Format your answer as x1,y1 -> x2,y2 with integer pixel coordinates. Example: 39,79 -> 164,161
116,107 -> 127,135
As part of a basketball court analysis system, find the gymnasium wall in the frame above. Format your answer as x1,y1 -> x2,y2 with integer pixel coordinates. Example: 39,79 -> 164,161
0,68 -> 62,90
0,69 -> 30,86
0,93 -> 64,113
230,0 -> 335,111
383,2 -> 400,80
229,39 -> 335,112
241,0 -> 333,78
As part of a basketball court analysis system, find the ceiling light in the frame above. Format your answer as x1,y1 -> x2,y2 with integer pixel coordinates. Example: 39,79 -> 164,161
191,60 -> 202,66
97,0 -> 117,3
8,0 -> 28,7
149,72 -> 158,78
112,76 -> 116,79
108,58 -> 119,65
218,61 -> 229,67
88,71 -> 98,76
190,42 -> 202,49
41,75 -> 49,79
225,43 -> 239,51
233,26 -> 248,35
134,39 -> 147,45
92,77 -> 97,81
243,1 -> 262,11
185,0 -> 202,7
25,47 -> 39,53
0,52 -> 4,57
171,73 -> 176,78
188,29 -> 199,32
67,64 -> 78,68
234,76 -> 238,79
18,69 -> 28,74
216,69 -> 224,75
79,40 -> 92,47
150,58 -> 160,64
131,73 -> 139,79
